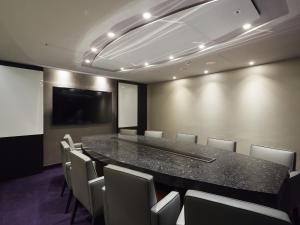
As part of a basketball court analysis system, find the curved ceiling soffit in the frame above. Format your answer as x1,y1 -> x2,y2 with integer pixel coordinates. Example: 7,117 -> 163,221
82,0 -> 289,72
81,0 -> 216,71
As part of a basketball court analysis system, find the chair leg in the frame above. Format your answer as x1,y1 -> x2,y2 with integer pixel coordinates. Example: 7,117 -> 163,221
70,199 -> 78,225
65,190 -> 73,213
61,180 -> 67,197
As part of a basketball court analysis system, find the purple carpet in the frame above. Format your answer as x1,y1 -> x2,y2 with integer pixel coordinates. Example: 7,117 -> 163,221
0,166 -> 92,225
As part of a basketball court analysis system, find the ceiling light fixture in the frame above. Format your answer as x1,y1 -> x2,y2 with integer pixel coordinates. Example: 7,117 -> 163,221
172,76 -> 177,80
85,59 -> 91,64
169,55 -> 174,60
204,70 -> 209,74
249,61 -> 255,66
199,44 -> 205,50
91,47 -> 98,52
144,62 -> 149,67
243,23 -> 252,30
143,12 -> 152,20
107,32 -> 115,38
120,67 -> 125,71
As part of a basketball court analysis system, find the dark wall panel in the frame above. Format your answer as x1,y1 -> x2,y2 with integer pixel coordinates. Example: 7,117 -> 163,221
0,135 -> 43,180
138,84 -> 147,135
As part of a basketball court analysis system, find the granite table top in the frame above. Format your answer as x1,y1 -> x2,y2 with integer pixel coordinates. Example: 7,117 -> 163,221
82,134 -> 289,196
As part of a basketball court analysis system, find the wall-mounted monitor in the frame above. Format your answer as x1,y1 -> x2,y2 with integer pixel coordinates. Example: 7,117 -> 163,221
52,87 -> 112,125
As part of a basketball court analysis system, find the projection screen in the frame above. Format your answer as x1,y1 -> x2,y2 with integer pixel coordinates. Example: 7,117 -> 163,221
0,65 -> 43,138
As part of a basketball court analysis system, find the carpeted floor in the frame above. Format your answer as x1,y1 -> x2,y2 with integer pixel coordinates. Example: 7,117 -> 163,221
0,166 -> 92,225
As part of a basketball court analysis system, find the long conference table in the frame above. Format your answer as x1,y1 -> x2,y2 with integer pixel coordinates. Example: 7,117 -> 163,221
82,134 -> 290,209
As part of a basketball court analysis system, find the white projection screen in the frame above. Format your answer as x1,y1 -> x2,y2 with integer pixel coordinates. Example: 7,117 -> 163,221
118,82 -> 138,128
0,65 -> 43,138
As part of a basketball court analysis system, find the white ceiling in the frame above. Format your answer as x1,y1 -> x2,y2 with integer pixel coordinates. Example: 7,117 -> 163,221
93,0 -> 259,71
0,0 -> 300,83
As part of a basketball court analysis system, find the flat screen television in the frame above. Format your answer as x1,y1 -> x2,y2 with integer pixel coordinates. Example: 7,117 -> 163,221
52,87 -> 112,125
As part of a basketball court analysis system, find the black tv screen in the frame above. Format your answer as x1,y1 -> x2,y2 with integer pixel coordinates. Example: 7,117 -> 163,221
52,87 -> 112,125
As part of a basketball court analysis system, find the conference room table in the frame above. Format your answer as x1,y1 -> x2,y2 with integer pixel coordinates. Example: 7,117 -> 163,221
82,134 -> 290,209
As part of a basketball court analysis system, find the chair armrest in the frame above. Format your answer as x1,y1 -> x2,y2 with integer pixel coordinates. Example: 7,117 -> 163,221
81,145 -> 92,150
102,186 -> 109,224
74,142 -> 82,148
88,176 -> 104,217
151,191 -> 181,225
92,161 -> 99,177
176,207 -> 185,225
65,162 -> 72,189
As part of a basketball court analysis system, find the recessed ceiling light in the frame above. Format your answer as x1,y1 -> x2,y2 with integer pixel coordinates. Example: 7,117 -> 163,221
85,59 -> 91,64
120,67 -> 125,71
243,23 -> 252,30
199,44 -> 205,50
172,76 -> 177,80
91,47 -> 98,52
234,9 -> 241,15
249,61 -> 255,66
169,55 -> 174,60
204,70 -> 209,74
144,62 -> 149,67
143,12 -> 152,20
107,32 -> 115,38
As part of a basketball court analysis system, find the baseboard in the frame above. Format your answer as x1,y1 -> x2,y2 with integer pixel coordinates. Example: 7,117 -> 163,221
43,163 -> 61,170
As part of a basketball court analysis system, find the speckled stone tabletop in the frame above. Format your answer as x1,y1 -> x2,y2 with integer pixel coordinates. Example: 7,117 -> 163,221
82,134 -> 289,208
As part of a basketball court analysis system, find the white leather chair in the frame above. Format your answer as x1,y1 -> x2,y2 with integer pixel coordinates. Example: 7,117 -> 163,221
103,164 -> 181,225
176,133 -> 197,144
60,141 -> 74,213
250,145 -> 296,171
120,128 -> 137,136
145,130 -> 163,138
176,190 -> 292,225
69,151 -> 104,225
250,145 -> 300,220
63,134 -> 82,150
207,137 -> 237,152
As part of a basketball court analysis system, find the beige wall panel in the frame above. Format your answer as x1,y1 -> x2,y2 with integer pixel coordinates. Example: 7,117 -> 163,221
148,58 -> 300,168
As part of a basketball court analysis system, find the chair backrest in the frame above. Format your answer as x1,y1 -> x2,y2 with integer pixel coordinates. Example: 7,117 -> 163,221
69,151 -> 98,213
145,130 -> 163,138
103,164 -> 157,225
184,190 -> 292,225
60,141 -> 71,164
207,138 -> 237,152
176,133 -> 197,144
250,145 -> 296,171
120,129 -> 137,136
60,141 -> 72,188
63,134 -> 75,148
